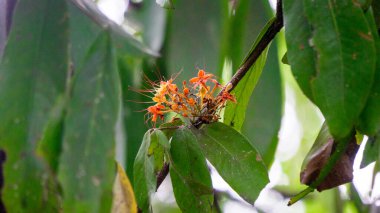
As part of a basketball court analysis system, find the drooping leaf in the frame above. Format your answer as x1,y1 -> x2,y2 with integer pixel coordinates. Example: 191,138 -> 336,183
360,133 -> 380,168
192,122 -> 269,204
112,162 -> 138,213
58,31 -> 121,212
169,127 -> 213,213
358,9 -> 380,136
300,123 -> 359,191
283,0 -> 316,100
69,0 -> 156,65
159,118 -> 184,139
126,0 -> 167,53
134,129 -> 169,212
223,18 -> 272,131
0,0 -> 68,211
303,0 -> 376,139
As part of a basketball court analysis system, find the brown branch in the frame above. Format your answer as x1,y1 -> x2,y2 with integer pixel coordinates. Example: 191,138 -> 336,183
155,0 -> 284,191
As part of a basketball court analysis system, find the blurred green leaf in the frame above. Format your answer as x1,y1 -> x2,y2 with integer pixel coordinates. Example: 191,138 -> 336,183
117,56 -> 149,180
358,9 -> 380,136
169,127 -> 213,213
372,0 -> 380,28
69,0 -> 157,62
303,0 -> 376,139
134,130 -> 161,212
164,0 -> 224,81
361,133 -> 380,168
283,0 -> 316,101
0,0 -> 68,211
126,0 -> 167,53
243,43 -> 282,167
223,18 -> 272,131
58,31 -> 120,212
192,122 -> 269,204
156,0 -> 174,9
37,97 -> 66,173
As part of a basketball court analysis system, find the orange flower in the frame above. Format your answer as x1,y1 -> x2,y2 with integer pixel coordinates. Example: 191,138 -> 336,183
189,69 -> 215,89
147,104 -> 165,122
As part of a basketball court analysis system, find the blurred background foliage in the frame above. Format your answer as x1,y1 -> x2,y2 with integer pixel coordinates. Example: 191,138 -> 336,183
0,0 -> 379,212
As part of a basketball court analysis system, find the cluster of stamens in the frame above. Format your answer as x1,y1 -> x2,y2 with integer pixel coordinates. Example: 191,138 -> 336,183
145,69 -> 236,125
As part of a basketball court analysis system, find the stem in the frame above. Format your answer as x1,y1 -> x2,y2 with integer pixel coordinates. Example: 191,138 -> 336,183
156,0 -> 284,190
193,0 -> 283,129
287,187 -> 314,206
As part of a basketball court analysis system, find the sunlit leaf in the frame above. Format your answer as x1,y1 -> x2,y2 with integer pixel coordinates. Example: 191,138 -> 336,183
192,122 -> 269,204
0,0 -> 68,211
58,31 -> 121,212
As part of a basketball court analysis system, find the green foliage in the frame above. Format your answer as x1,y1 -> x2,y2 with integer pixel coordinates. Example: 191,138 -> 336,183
134,129 -> 169,212
169,127 -> 213,213
1,0 -> 380,211
58,31 -> 120,212
223,18 -> 271,131
192,122 -> 269,204
0,0 -> 68,211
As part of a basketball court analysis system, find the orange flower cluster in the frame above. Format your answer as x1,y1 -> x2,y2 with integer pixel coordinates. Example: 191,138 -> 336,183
146,70 -> 236,124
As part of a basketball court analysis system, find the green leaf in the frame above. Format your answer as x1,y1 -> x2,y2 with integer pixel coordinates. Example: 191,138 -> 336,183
372,0 -> 380,28
148,129 -> 170,174
0,0 -> 68,211
303,0 -> 376,139
69,0 -> 157,64
133,130 -> 165,212
58,31 -> 121,212
283,0 -> 316,100
358,8 -> 380,136
169,127 -> 213,213
360,133 -> 380,168
192,122 -> 269,204
242,42 -> 282,167
36,97 -> 66,173
223,18 -> 271,131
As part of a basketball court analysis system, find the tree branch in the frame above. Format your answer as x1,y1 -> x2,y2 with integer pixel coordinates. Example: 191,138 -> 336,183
155,0 -> 284,190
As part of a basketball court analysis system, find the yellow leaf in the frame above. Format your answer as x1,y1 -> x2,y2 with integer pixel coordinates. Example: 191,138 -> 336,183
112,162 -> 138,213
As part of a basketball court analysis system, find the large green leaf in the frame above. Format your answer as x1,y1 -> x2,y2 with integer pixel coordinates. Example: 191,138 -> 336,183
192,122 -> 269,204
283,0 -> 316,100
303,0 -> 376,139
0,0 -> 68,211
58,32 -> 121,212
358,9 -> 380,136
134,129 -> 169,212
169,127 -> 213,213
223,18 -> 272,131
